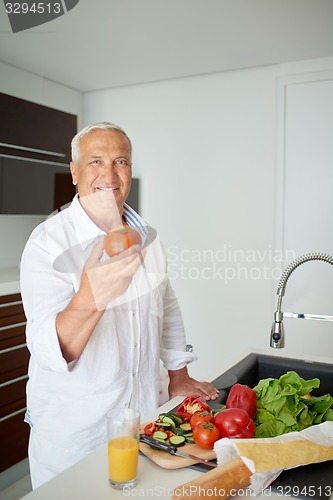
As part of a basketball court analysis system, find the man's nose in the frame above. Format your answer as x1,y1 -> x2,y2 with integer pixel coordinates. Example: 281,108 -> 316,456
101,162 -> 118,181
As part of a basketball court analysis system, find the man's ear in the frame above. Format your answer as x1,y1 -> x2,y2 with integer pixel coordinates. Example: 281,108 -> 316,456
70,162 -> 78,186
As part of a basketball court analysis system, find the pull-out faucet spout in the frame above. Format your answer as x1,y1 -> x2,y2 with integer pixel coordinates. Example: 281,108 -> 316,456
270,253 -> 333,348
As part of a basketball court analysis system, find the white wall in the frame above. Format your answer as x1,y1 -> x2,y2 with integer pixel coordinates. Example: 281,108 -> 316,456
84,57 -> 333,381
0,215 -> 46,269
0,60 -> 83,123
275,68 -> 333,358
0,61 -> 84,270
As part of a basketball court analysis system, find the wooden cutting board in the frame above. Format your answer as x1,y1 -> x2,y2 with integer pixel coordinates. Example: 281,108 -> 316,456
139,424 -> 216,469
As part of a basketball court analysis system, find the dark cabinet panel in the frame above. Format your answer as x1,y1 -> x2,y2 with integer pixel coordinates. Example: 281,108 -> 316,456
0,93 -> 77,214
0,293 -> 29,472
0,93 -> 77,164
0,156 -> 76,214
0,378 -> 27,419
0,324 -> 26,350
0,348 -> 30,385
0,413 -> 29,472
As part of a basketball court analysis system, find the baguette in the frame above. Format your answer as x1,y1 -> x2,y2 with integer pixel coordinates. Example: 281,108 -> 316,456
172,457 -> 251,500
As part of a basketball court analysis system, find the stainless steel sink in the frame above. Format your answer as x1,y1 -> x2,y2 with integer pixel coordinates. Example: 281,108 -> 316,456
207,353 -> 333,499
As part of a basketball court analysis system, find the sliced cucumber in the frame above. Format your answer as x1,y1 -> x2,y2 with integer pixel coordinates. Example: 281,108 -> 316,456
173,427 -> 186,436
185,436 -> 195,444
179,422 -> 191,432
169,435 -> 186,447
153,430 -> 168,441
168,413 -> 183,425
156,421 -> 171,429
162,416 -> 176,428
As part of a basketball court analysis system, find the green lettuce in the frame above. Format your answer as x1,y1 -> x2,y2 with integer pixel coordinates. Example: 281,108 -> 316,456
253,371 -> 333,438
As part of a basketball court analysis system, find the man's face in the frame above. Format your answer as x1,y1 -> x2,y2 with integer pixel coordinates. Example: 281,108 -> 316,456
70,129 -> 132,217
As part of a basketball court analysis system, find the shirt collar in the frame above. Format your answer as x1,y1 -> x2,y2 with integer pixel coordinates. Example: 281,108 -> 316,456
68,194 -> 104,251
68,194 -> 148,250
123,203 -> 149,244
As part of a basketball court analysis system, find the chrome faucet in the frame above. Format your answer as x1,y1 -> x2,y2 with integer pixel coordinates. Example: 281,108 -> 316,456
270,252 -> 333,348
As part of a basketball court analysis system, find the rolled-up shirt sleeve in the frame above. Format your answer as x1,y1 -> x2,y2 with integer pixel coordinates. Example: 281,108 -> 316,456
160,280 -> 197,371
20,228 -> 78,373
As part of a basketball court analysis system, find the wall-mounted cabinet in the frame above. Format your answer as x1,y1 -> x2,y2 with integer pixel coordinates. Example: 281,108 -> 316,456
0,93 -> 77,215
0,93 -> 76,165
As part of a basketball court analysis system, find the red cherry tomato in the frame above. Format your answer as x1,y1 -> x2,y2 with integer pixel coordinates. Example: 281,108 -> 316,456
190,411 -> 215,431
214,408 -> 256,439
192,422 -> 221,449
104,226 -> 142,257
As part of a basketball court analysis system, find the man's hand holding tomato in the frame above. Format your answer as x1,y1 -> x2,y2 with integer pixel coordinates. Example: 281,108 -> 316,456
84,236 -> 143,311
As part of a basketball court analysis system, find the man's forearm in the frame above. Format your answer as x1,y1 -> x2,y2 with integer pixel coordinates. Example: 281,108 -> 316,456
56,288 -> 104,363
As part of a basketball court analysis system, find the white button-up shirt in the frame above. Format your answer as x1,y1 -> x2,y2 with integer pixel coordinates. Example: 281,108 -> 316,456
20,195 -> 196,485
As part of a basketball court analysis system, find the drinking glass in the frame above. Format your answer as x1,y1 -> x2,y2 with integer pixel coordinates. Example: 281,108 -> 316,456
106,407 -> 140,489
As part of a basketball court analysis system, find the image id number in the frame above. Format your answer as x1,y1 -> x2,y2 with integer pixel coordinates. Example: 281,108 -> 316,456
5,2 -> 62,14
276,485 -> 333,497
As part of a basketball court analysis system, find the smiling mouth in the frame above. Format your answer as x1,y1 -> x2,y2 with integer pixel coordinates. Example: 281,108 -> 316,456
96,187 -> 118,192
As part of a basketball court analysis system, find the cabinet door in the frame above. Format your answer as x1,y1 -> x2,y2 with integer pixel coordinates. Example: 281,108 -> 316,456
0,293 -> 30,472
0,92 -> 77,215
0,92 -> 77,165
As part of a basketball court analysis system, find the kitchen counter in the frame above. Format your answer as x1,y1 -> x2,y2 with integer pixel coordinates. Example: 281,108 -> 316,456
20,397 -> 200,500
18,350 -> 333,500
19,396 -> 287,500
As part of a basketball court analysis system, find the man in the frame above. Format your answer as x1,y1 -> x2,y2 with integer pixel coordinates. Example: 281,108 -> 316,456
20,122 -> 218,489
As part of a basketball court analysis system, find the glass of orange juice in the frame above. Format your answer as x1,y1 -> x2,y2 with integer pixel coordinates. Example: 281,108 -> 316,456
106,408 -> 140,489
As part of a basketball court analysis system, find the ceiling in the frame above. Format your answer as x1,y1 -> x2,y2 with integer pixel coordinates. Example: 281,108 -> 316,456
0,0 -> 333,93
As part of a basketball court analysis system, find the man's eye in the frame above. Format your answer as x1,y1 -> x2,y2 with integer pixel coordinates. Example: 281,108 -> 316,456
114,159 -> 130,167
90,159 -> 101,166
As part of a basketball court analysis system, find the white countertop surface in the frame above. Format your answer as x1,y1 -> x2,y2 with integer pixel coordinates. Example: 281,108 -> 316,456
0,266 -> 20,296
20,397 -> 202,500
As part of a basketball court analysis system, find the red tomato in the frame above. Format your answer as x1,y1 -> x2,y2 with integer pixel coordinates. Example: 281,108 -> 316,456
214,408 -> 256,439
143,422 -> 156,436
176,396 -> 211,421
190,411 -> 215,431
192,422 -> 221,449
104,226 -> 142,257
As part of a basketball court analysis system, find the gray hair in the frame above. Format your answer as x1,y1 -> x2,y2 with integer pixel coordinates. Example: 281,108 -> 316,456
71,121 -> 132,164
